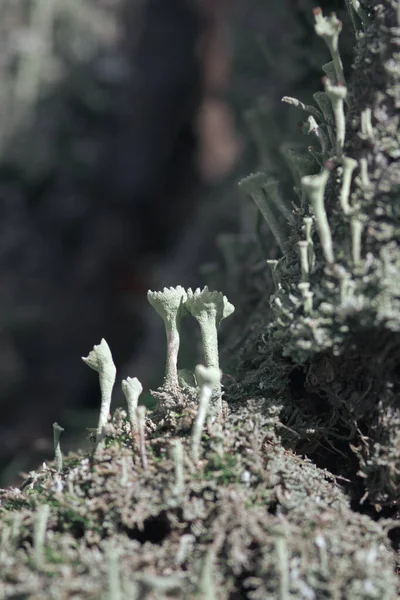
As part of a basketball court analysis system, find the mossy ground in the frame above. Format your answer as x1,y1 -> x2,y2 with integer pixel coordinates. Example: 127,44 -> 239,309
0,397 -> 398,599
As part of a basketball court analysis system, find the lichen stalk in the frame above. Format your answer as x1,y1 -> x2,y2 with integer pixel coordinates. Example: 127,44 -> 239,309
147,287 -> 187,390
314,8 -> 346,86
121,377 -> 143,441
340,156 -> 358,215
267,259 -> 280,291
197,548 -> 217,600
107,547 -> 122,600
185,288 -> 234,399
359,157 -> 371,188
275,536 -> 290,600
351,218 -> 363,266
298,241 -> 310,282
191,365 -> 222,464
303,217 -> 315,269
136,405 -> 148,471
298,282 -> 313,315
171,440 -> 184,495
52,422 -> 65,473
33,505 -> 50,568
82,339 -> 116,446
301,168 -> 334,264
360,108 -> 373,139
324,78 -> 347,158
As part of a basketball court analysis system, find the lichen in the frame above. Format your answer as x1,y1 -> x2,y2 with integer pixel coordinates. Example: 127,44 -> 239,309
0,401 -> 398,599
1,1 -> 400,597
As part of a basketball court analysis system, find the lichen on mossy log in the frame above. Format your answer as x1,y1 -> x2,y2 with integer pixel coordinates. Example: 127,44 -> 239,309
0,401 -> 398,599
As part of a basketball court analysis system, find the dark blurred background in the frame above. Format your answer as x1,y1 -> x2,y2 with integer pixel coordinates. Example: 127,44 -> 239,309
0,0 -> 351,482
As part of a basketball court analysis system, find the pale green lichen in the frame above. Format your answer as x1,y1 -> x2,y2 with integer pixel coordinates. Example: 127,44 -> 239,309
191,365 -> 222,463
185,287 -> 234,374
1,2 -> 400,598
52,422 -> 65,473
82,338 -> 116,445
121,376 -> 143,438
136,405 -> 148,471
301,167 -> 334,264
171,439 -> 185,495
33,504 -> 50,568
339,156 -> 358,215
148,286 -> 187,390
313,8 -> 345,86
297,240 -> 310,282
323,78 -> 347,158
351,217 -> 363,266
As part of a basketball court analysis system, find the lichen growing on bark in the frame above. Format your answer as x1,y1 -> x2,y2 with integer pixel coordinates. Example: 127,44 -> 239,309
234,0 -> 400,509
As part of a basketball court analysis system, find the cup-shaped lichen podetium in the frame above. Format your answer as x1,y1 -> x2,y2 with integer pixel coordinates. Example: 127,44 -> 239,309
147,286 -> 187,390
185,287 -> 234,373
82,338 -> 116,445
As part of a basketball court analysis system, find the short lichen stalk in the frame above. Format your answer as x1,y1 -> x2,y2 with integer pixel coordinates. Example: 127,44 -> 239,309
359,157 -> 371,189
136,405 -> 148,471
52,422 -> 65,473
351,218 -> 363,266
301,168 -> 334,265
360,108 -> 373,140
339,156 -> 358,215
191,365 -> 222,464
298,282 -> 314,315
303,217 -> 315,269
185,287 -> 234,399
147,287 -> 187,391
171,440 -> 184,495
297,241 -> 310,282
33,505 -> 50,568
82,339 -> 116,446
121,377 -> 143,441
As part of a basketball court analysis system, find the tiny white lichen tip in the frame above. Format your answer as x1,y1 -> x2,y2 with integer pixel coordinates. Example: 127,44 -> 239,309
121,377 -> 143,398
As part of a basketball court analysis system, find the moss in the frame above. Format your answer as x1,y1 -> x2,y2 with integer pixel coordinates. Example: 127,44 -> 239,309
0,400 -> 398,598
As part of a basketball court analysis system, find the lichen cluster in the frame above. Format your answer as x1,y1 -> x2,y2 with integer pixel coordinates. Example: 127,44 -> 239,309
237,0 -> 400,507
1,401 -> 398,598
1,1 -> 400,597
